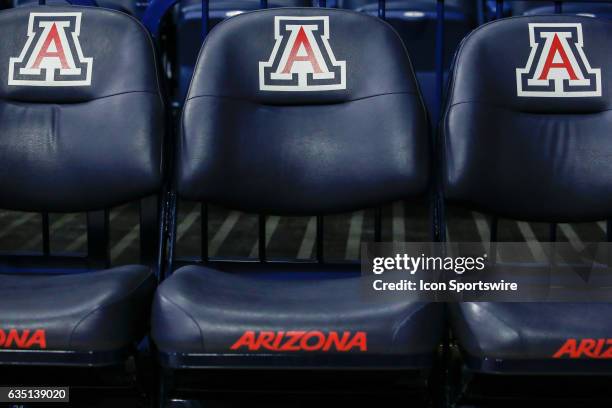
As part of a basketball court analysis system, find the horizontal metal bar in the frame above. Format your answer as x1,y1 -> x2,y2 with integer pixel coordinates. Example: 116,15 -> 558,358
158,351 -> 434,370
0,348 -> 131,367
172,257 -> 361,269
0,254 -> 90,274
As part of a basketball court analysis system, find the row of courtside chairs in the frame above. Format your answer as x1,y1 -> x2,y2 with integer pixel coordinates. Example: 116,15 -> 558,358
1,2 -> 612,408
4,0 -> 612,122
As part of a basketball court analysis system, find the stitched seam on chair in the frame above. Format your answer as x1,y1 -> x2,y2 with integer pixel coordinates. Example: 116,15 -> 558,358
68,269 -> 153,349
157,294 -> 205,351
2,90 -> 161,105
447,100 -> 612,115
184,91 -> 420,105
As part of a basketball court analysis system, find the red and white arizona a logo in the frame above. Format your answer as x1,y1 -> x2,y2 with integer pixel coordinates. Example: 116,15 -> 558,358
259,16 -> 346,91
8,13 -> 93,86
516,23 -> 601,97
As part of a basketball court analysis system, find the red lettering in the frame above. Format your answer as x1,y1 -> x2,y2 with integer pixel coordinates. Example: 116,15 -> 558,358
32,24 -> 69,70
25,329 -> 46,349
282,27 -> 322,74
553,339 -> 612,359
539,34 -> 578,80
301,331 -> 325,351
280,331 -> 303,351
577,338 -> 597,358
256,331 -> 276,351
553,339 -> 578,358
230,330 -> 256,350
230,331 -> 368,352
602,339 -> 612,359
345,331 -> 367,352
6,329 -> 30,348
322,331 -> 348,352
0,329 -> 47,349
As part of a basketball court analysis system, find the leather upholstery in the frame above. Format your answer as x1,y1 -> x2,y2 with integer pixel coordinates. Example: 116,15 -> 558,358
450,302 -> 612,369
444,16 -> 612,374
0,266 -> 155,351
0,6 -> 164,212
152,265 -> 444,357
178,8 -> 429,214
443,16 -> 612,222
0,6 -> 161,358
156,8 -> 440,367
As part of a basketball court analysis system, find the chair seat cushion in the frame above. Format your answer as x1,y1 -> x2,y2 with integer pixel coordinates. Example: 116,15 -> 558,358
451,302 -> 612,373
151,265 -> 444,363
0,266 -> 155,353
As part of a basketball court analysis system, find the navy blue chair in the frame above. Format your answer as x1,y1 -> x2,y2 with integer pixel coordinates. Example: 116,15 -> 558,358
0,5 -> 164,370
442,13 -> 612,401
174,0 -> 311,101
341,0 -> 477,121
152,7 -> 443,403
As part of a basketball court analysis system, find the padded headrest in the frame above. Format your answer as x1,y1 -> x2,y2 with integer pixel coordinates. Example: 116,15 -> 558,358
447,15 -> 610,113
186,7 -> 421,105
0,6 -> 159,103
0,6 -> 163,212
443,16 -> 612,222
179,8 -> 429,214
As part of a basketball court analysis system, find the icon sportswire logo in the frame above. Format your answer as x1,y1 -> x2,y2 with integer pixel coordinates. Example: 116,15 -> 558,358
259,16 -> 346,91
8,12 -> 93,87
553,338 -> 612,359
0,329 -> 46,349
516,23 -> 601,97
230,331 -> 367,352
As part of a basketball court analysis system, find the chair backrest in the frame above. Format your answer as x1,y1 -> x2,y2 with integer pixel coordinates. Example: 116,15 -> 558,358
177,8 -> 430,215
0,6 -> 164,213
443,15 -> 612,223
0,6 -> 164,269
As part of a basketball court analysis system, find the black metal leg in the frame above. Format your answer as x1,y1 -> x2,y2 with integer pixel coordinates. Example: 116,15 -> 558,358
133,343 -> 155,407
157,367 -> 173,408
